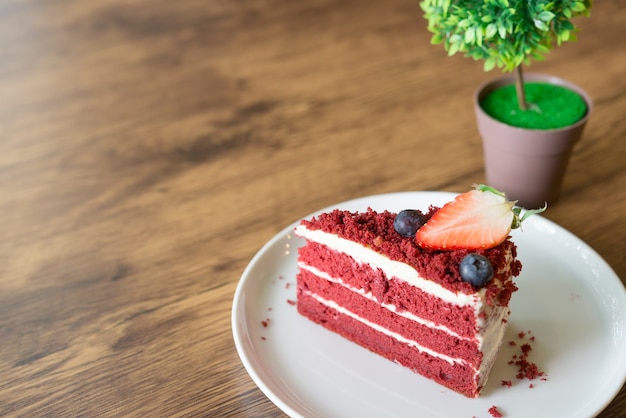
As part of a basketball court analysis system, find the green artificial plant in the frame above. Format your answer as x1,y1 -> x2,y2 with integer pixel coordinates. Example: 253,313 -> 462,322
421,0 -> 592,110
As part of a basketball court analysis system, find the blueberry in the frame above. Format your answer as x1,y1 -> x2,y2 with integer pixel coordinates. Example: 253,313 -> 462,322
459,253 -> 494,287
394,209 -> 427,237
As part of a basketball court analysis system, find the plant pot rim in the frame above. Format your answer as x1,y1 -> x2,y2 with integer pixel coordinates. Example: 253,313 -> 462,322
474,72 -> 593,133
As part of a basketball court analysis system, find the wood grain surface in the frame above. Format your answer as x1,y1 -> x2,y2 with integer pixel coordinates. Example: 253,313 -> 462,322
1,0 -> 624,416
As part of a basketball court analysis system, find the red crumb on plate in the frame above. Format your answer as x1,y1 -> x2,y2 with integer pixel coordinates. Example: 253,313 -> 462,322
501,380 -> 512,387
488,405 -> 503,417
287,299 -> 296,305
509,330 -> 547,381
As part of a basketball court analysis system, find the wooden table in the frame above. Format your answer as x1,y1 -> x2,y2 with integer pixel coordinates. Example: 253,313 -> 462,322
1,0 -> 624,416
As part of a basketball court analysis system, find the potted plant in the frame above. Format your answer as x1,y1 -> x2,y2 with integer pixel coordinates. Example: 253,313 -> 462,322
420,0 -> 593,207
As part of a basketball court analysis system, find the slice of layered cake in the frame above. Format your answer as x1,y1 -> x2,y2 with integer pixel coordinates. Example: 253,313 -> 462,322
294,185 -> 544,398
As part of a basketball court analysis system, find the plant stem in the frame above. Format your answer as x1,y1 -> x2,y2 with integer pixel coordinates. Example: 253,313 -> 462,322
515,66 -> 528,111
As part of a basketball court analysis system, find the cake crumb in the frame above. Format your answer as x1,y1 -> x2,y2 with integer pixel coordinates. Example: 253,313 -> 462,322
501,380 -> 512,387
488,405 -> 503,417
508,340 -> 516,346
285,282 -> 291,289
260,336 -> 266,341
509,330 -> 546,381
287,299 -> 296,305
261,319 -> 270,328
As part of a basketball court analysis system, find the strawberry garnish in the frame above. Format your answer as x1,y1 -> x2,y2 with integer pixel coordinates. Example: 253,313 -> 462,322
415,184 -> 546,250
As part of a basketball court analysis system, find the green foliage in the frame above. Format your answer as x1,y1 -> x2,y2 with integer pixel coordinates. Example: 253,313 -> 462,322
421,0 -> 592,72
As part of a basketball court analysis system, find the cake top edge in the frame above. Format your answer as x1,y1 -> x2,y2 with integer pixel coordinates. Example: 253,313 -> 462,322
295,185 -> 544,298
296,207 -> 522,299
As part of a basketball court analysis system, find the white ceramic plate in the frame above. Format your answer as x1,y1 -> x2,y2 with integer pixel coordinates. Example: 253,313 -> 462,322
232,192 -> 626,418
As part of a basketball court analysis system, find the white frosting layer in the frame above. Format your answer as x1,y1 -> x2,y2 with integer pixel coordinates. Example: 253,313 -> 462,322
479,307 -> 510,383
295,225 -> 481,307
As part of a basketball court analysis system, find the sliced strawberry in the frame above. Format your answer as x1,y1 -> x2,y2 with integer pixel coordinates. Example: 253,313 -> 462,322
415,185 -> 544,250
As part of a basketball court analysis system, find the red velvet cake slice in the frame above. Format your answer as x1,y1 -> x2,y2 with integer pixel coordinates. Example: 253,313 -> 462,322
294,185 -> 542,398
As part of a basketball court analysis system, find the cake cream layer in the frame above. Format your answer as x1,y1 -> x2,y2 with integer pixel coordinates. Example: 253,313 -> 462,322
297,290 -> 486,398
295,225 -> 479,306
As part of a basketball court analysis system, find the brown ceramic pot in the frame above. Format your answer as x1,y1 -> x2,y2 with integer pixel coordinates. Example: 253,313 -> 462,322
474,73 -> 592,208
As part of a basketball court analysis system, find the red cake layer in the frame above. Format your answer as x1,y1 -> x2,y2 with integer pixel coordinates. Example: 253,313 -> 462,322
298,243 -> 504,338
298,268 -> 484,367
298,291 -> 483,398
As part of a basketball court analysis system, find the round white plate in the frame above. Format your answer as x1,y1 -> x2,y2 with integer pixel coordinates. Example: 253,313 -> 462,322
232,192 -> 626,418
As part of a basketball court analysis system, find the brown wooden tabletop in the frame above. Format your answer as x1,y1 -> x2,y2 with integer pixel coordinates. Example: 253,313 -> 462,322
1,0 -> 624,416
